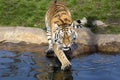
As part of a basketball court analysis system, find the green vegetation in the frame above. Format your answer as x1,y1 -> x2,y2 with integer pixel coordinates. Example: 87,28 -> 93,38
0,0 -> 120,33
105,26 -> 120,34
0,0 -> 50,28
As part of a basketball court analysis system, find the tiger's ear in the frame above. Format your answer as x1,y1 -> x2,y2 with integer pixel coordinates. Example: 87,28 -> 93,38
72,20 -> 84,29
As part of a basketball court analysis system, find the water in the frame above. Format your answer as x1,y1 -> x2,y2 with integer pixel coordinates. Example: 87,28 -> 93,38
0,50 -> 120,80
71,54 -> 120,80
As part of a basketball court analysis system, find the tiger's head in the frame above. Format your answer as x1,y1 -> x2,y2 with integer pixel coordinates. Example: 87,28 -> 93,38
53,23 -> 77,51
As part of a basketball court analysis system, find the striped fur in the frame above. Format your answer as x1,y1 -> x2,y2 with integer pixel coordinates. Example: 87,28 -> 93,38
53,44 -> 71,70
45,0 -> 77,70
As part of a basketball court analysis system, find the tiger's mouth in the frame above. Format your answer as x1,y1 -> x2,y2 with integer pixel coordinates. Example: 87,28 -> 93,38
62,47 -> 71,51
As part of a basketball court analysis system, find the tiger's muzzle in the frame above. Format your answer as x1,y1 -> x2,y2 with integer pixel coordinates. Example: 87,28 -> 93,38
62,44 -> 71,51
63,47 -> 71,51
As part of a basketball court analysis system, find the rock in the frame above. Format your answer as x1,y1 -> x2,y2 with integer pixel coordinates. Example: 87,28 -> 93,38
0,26 -> 120,55
80,17 -> 87,25
73,27 -> 120,54
92,20 -> 108,27
79,17 -> 108,27
75,27 -> 95,45
79,17 -> 108,34
92,20 -> 108,33
0,26 -> 47,44
0,42 -> 47,56
95,34 -> 120,53
72,27 -> 96,56
0,26 -> 48,55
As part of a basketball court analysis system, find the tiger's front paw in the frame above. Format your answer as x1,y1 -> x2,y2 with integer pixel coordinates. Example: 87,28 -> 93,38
45,49 -> 55,58
61,61 -> 71,70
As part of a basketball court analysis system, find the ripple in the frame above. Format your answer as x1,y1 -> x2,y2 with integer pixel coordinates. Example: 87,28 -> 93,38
71,53 -> 120,80
0,58 -> 14,63
0,50 -> 38,80
0,50 -> 16,58
0,50 -> 120,80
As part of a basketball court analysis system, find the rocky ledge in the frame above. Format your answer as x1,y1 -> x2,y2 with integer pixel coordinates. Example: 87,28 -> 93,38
0,26 -> 120,56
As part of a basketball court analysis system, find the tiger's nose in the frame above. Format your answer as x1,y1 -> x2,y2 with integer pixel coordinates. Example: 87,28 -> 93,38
63,44 -> 71,47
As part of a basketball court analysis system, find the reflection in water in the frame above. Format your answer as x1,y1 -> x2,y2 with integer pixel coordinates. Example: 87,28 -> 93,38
51,69 -> 73,80
51,56 -> 73,80
0,50 -> 120,80
36,57 -> 73,80
37,68 -> 73,80
0,50 -> 38,80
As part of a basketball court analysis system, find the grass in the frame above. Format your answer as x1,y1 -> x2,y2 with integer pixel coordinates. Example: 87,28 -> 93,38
105,26 -> 120,34
0,0 -> 50,28
0,0 -> 120,33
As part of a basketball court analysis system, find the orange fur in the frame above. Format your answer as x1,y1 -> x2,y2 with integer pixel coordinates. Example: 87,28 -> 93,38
45,1 -> 75,70
45,1 -> 72,29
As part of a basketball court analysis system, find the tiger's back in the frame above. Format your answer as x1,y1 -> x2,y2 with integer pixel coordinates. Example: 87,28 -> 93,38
45,1 -> 72,29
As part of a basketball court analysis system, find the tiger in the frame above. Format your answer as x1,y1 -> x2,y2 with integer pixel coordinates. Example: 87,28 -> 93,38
45,0 -> 83,70
53,43 -> 71,70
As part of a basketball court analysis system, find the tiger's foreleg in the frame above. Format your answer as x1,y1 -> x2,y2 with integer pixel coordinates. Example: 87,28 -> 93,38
45,20 -> 54,56
53,44 -> 71,70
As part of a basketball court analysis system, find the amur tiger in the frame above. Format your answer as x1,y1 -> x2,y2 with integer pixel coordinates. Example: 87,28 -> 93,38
45,0 -> 82,70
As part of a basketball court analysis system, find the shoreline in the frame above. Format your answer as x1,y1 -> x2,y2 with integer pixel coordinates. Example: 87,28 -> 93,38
0,26 -> 120,55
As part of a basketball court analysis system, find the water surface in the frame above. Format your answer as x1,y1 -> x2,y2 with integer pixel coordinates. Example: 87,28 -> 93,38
0,50 -> 120,80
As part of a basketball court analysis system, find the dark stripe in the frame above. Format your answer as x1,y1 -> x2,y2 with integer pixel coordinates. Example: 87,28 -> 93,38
57,15 -> 64,24
55,39 -> 57,42
55,33 -> 59,39
53,3 -> 68,15
47,35 -> 51,36
48,38 -> 51,40
55,9 -> 66,14
54,0 -> 57,3
55,33 -> 57,38
56,3 -> 66,8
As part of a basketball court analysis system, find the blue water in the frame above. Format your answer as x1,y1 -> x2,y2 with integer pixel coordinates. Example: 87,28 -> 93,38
0,50 -> 120,80
71,54 -> 120,80
0,50 -> 38,80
